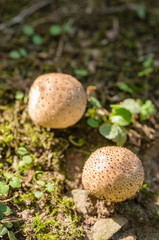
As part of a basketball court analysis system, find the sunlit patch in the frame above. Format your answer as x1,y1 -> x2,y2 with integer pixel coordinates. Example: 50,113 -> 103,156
95,156 -> 109,172
30,86 -> 40,109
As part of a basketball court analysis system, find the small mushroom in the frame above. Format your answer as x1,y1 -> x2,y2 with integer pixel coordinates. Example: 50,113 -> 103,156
28,73 -> 87,128
82,146 -> 144,203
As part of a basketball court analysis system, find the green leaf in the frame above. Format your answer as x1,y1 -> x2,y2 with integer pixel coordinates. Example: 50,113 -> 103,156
63,23 -> 73,34
15,91 -> 24,100
17,147 -> 28,155
89,97 -> 102,108
8,231 -> 17,240
156,210 -> 159,217
32,35 -> 43,46
110,107 -> 132,126
137,4 -> 146,19
3,172 -> 13,180
117,82 -> 133,94
46,183 -> 54,192
113,126 -> 127,146
74,69 -> 88,77
22,25 -> 34,36
143,57 -> 153,68
137,99 -> 143,106
140,100 -> 156,119
49,24 -> 61,36
0,163 -> 3,168
3,134 -> 13,143
18,160 -> 25,167
87,108 -> 96,118
140,184 -> 147,191
0,224 -> 2,231
110,104 -> 121,109
0,226 -> 8,236
99,124 -> 118,140
22,155 -> 33,165
120,98 -> 141,114
0,203 -> 11,219
69,136 -> 84,147
138,67 -> 153,77
9,177 -> 21,188
36,180 -> 45,187
4,222 -> 13,229
9,51 -> 21,59
87,118 -> 100,128
34,191 -> 43,199
19,48 -> 28,57
23,94 -> 29,104
0,182 -> 9,195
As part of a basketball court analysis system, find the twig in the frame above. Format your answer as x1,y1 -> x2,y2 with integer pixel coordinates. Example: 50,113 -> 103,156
0,0 -> 52,31
23,169 -> 35,187
0,198 -> 13,202
1,218 -> 22,223
55,34 -> 65,60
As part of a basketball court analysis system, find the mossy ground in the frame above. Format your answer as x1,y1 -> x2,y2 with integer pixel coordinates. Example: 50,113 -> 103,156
0,94 -> 85,239
0,0 -> 159,239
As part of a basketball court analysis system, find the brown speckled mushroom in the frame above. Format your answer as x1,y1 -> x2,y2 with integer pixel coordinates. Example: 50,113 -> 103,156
82,146 -> 144,203
28,73 -> 87,128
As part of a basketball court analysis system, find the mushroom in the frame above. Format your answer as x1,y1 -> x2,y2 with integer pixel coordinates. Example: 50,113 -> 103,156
82,146 -> 144,203
28,73 -> 87,128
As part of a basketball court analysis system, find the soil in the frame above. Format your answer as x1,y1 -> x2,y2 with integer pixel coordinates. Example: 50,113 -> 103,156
0,0 -> 159,240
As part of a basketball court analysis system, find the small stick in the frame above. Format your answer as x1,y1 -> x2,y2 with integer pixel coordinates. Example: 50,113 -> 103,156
0,0 -> 52,31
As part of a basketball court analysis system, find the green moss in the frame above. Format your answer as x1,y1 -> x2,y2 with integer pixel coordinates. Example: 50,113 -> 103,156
0,98 -> 84,238
32,211 -> 84,240
14,192 -> 35,206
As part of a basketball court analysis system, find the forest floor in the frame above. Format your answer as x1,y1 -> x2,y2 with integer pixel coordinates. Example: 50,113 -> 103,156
0,0 -> 159,239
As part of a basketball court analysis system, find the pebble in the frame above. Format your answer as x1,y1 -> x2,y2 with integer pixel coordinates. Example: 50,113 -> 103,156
71,189 -> 89,214
93,217 -> 128,240
120,235 -> 136,240
21,209 -> 32,219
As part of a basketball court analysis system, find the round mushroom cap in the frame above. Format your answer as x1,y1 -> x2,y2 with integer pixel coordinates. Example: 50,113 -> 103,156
82,146 -> 144,203
28,73 -> 87,128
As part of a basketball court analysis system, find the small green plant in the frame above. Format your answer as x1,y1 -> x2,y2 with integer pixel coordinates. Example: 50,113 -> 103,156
138,56 -> 154,77
34,191 -> 44,199
117,82 -> 134,94
22,25 -> 34,36
10,48 -> 28,59
22,25 -> 43,46
14,147 -> 34,169
10,23 -> 73,59
0,202 -> 17,239
0,173 -> 21,197
15,91 -> 24,100
32,171 -> 56,199
49,24 -> 62,36
74,69 -> 89,77
32,35 -> 43,46
69,135 -> 84,147
87,96 -> 156,146
140,183 -> 148,192
136,4 -> 146,19
49,23 -> 73,36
